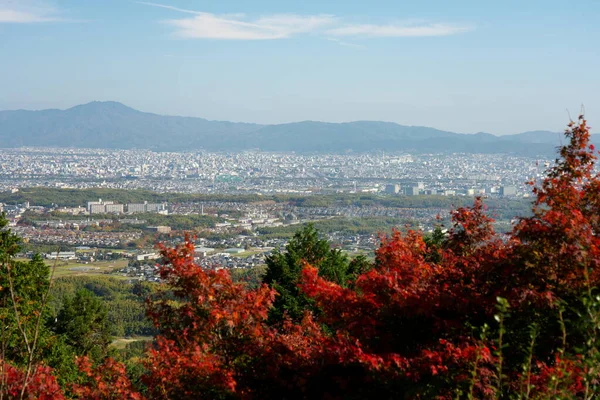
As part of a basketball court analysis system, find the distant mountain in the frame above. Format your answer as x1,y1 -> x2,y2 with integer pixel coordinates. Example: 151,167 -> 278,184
0,101 -> 261,151
250,121 -> 458,152
0,101 -> 594,155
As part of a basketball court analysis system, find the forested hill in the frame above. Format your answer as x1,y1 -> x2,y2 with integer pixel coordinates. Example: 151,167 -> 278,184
1,101 -> 595,155
0,101 -> 261,150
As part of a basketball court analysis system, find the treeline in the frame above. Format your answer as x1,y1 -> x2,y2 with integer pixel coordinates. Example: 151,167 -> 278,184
257,216 -> 414,238
49,276 -> 155,337
0,187 -> 168,207
1,187 -> 532,219
20,241 -> 74,254
127,213 -> 221,231
287,193 -> 469,208
100,213 -> 221,231
20,210 -> 223,231
0,187 -> 264,207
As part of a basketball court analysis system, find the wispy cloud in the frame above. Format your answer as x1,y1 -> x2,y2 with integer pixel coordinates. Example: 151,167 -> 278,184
165,13 -> 335,40
0,1 -> 62,23
326,23 -> 472,38
136,1 -> 201,15
139,2 -> 472,41
327,38 -> 367,49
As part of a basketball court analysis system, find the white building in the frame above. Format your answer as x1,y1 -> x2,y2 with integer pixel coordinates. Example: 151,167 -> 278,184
105,204 -> 124,213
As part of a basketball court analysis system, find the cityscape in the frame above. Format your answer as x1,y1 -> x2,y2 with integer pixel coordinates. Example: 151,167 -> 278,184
0,143 -> 546,281
0,142 -> 553,283
0,146 -> 548,196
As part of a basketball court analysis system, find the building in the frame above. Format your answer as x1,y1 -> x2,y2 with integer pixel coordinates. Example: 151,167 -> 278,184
403,186 -> 420,196
87,199 -> 103,212
105,204 -> 124,213
88,199 -> 114,211
225,248 -> 245,254
136,253 -> 160,261
88,199 -> 124,214
195,247 -> 216,253
384,184 -> 400,194
500,186 -> 517,196
126,201 -> 167,213
148,226 -> 171,234
46,251 -> 77,260
195,247 -> 216,258
89,204 -> 106,214
146,203 -> 166,212
127,203 -> 147,213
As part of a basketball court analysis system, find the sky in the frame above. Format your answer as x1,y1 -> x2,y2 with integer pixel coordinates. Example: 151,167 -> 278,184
0,0 -> 599,135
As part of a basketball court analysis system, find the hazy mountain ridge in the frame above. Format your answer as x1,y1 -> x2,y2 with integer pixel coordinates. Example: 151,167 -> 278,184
0,101 -> 593,155
0,101 -> 262,151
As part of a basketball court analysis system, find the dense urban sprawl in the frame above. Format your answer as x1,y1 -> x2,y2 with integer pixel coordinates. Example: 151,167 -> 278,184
0,146 -> 545,281
0,147 -> 552,195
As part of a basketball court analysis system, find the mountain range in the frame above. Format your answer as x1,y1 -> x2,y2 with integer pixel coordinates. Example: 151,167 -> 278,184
0,101 -> 591,155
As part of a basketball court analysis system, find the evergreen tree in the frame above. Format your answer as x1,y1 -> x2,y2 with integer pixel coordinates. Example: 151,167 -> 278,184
0,214 -> 53,366
263,223 -> 369,323
53,289 -> 111,361
423,225 -> 447,263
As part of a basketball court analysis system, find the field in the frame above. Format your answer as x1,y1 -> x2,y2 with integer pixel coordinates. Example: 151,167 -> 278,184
110,336 -> 153,350
228,248 -> 271,258
39,259 -> 130,279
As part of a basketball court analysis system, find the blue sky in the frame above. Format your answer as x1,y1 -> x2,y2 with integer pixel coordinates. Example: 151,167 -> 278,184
1,0 -> 599,134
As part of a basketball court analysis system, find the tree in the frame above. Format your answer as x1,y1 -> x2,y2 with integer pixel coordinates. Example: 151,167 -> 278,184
298,115 -> 600,398
71,356 -> 143,400
0,213 -> 66,398
262,224 -> 367,323
0,213 -> 54,366
140,238 -> 370,399
0,255 -> 53,364
53,289 -> 111,361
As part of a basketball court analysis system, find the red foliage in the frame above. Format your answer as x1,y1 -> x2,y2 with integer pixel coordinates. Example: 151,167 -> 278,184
72,116 -> 600,398
296,116 -> 600,398
71,356 -> 143,400
141,238 -> 331,398
513,117 -> 600,295
0,360 -> 64,399
527,355 -> 585,397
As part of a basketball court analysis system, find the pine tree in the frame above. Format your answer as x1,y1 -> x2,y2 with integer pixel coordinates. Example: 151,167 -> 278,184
53,289 -> 111,361
262,223 -> 365,323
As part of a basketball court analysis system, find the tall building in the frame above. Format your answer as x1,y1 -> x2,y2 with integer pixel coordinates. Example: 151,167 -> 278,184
89,204 -> 106,214
384,184 -> 400,194
403,186 -> 420,196
126,201 -> 167,213
87,199 -> 103,212
105,204 -> 124,213
127,203 -> 147,213
88,199 -> 121,214
146,202 -> 166,212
